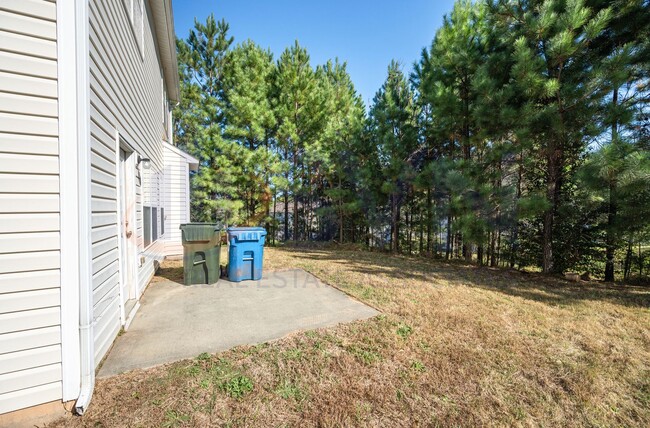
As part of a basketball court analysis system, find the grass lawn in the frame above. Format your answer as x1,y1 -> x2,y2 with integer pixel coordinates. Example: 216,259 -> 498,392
50,246 -> 650,427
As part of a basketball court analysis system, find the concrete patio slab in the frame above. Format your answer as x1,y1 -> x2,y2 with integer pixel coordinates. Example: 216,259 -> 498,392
98,269 -> 378,377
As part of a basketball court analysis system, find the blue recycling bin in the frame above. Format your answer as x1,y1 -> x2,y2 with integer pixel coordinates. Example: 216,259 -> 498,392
227,227 -> 267,282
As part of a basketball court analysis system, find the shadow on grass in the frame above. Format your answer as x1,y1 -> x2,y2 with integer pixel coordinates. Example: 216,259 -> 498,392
154,263 -> 184,286
284,246 -> 650,310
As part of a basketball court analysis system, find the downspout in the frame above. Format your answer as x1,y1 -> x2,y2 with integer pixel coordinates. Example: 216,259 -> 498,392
74,0 -> 95,415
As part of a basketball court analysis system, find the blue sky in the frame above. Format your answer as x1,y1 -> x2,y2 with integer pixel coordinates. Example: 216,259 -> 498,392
172,0 -> 456,106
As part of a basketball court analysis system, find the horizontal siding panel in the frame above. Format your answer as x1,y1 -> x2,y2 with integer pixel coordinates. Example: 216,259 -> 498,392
89,104 -> 116,145
0,213 -> 59,233
0,194 -> 58,213
165,242 -> 183,257
91,181 -> 117,200
0,152 -> 58,174
93,281 -> 118,317
0,50 -> 57,79
0,307 -> 59,335
90,133 -> 116,162
0,325 -> 60,355
91,165 -> 115,187
92,260 -> 118,291
91,212 -> 116,228
92,236 -> 118,259
92,248 -> 118,275
93,272 -> 118,308
91,197 -> 117,213
93,303 -> 120,363
0,288 -> 59,314
0,173 -> 58,194
0,363 -> 61,395
0,0 -> 57,21
0,380 -> 61,414
0,250 -> 59,274
0,269 -> 59,294
0,70 -> 57,98
0,10 -> 56,40
0,111 -> 57,136
0,344 -> 60,375
92,224 -> 117,244
0,231 -> 59,254
0,133 -> 57,155
0,91 -> 57,117
0,29 -> 56,60
91,149 -> 116,174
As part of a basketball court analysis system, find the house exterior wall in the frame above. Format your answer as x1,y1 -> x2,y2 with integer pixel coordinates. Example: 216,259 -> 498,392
88,0 -> 168,363
163,143 -> 192,258
0,0 -> 63,414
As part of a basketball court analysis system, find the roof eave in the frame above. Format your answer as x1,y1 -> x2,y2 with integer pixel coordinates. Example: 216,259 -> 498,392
150,0 -> 180,103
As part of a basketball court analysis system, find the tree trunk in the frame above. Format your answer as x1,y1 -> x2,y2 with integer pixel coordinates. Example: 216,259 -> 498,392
543,144 -> 562,274
293,151 -> 299,241
339,175 -> 344,243
271,188 -> 277,245
284,189 -> 289,241
391,194 -> 400,253
510,149 -> 523,269
605,88 -> 619,282
406,206 -> 413,255
426,186 -> 432,253
542,204 -> 554,273
283,147 -> 290,241
639,242 -> 643,277
623,240 -> 633,280
446,211 -> 452,260
419,204 -> 424,254
490,230 -> 497,267
496,228 -> 502,267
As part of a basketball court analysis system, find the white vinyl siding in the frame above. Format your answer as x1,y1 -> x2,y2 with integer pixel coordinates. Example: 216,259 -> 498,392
0,0 -> 62,415
163,144 -> 192,258
88,0 -> 167,363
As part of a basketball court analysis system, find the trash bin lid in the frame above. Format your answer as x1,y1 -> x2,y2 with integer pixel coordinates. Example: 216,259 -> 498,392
227,227 -> 267,242
180,223 -> 221,242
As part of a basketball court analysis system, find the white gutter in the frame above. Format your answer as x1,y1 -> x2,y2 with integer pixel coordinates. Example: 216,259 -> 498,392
74,0 -> 95,415
149,0 -> 180,102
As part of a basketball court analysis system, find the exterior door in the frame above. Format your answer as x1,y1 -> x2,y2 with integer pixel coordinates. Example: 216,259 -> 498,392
119,148 -> 137,317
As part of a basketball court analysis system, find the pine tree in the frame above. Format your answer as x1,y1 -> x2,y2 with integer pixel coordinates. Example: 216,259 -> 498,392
272,41 -> 323,240
369,61 -> 419,252
492,0 -> 613,273
175,15 -> 242,223
588,0 -> 650,280
317,60 -> 365,242
222,41 -> 280,224
415,0 -> 487,260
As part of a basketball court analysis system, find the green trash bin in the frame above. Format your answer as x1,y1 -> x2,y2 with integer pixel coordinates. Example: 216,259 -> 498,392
179,223 -> 222,285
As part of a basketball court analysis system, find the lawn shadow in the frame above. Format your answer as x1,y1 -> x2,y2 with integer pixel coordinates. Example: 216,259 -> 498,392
153,261 -> 184,285
285,247 -> 650,310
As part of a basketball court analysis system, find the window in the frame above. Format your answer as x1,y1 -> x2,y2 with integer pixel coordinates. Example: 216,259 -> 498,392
144,206 -> 152,248
152,207 -> 158,242
161,208 -> 165,235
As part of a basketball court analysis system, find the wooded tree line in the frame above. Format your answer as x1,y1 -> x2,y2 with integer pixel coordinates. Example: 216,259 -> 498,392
174,0 -> 650,281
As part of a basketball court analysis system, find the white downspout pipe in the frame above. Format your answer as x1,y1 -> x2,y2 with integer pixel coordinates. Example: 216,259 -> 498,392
74,0 -> 95,415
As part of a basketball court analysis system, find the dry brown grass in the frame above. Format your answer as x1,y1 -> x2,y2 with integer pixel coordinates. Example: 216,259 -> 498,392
49,245 -> 650,427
